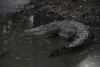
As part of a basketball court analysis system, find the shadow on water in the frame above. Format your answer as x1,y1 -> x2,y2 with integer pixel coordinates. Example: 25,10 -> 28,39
0,1 -> 100,67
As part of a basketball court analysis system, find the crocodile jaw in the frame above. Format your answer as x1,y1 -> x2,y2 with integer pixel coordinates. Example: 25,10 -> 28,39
25,25 -> 49,35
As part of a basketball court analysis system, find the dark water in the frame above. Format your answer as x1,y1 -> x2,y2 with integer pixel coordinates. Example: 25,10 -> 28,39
0,13 -> 100,67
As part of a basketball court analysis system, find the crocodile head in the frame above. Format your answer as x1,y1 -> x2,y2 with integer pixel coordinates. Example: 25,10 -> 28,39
25,25 -> 49,35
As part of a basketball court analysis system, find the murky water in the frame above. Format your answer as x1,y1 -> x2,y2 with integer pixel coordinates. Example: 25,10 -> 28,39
0,12 -> 100,67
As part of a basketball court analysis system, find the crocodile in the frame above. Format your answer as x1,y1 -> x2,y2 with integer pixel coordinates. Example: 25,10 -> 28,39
25,20 -> 93,57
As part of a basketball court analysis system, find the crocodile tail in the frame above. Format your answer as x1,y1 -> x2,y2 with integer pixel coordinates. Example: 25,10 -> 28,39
49,47 -> 74,58
49,33 -> 94,58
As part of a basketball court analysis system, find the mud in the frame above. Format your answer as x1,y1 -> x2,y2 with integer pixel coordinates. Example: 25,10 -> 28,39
20,0 -> 100,26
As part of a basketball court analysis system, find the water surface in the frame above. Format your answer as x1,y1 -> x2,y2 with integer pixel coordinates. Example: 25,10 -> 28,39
0,12 -> 100,67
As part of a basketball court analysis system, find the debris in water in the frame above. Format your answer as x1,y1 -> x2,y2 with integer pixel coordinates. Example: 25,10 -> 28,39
38,44 -> 42,46
16,57 -> 20,59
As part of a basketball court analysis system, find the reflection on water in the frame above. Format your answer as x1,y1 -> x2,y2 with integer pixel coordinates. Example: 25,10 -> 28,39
0,13 -> 100,67
77,55 -> 100,67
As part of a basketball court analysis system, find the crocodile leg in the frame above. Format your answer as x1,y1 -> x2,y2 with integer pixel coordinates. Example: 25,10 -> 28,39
64,29 -> 77,41
45,27 -> 60,37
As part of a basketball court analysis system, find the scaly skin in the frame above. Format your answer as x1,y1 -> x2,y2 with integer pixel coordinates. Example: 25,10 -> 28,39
25,20 -> 93,57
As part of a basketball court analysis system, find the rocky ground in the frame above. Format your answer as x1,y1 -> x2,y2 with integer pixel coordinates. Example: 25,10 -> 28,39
19,0 -> 100,26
